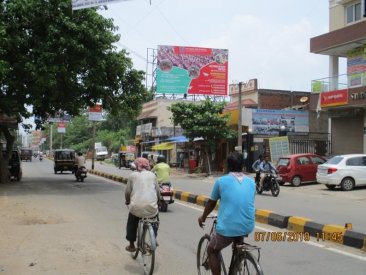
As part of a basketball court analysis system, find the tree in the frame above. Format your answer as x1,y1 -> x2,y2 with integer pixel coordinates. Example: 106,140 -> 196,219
170,99 -> 235,174
0,1 -> 149,183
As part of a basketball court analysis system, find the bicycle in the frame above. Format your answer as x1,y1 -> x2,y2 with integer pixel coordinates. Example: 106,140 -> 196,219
130,216 -> 159,275
197,216 -> 264,275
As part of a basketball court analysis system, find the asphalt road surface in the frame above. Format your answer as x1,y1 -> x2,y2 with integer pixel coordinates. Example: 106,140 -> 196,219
0,158 -> 365,275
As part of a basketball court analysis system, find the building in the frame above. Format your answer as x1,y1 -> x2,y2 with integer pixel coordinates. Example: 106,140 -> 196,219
310,0 -> 366,154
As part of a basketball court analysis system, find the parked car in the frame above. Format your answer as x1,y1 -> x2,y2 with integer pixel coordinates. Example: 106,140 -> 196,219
54,149 -> 75,174
276,153 -> 326,186
2,149 -> 22,181
316,154 -> 366,191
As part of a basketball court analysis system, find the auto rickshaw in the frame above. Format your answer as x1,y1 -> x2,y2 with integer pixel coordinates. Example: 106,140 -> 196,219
118,151 -> 135,168
54,149 -> 75,174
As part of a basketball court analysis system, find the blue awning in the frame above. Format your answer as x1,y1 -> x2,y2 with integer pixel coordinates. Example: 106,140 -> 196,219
167,136 -> 189,143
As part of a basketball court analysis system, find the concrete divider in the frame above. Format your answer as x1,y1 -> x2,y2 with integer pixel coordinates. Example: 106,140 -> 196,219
88,169 -> 366,251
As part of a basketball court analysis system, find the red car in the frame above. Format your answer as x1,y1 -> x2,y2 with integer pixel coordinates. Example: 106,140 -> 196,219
276,153 -> 326,187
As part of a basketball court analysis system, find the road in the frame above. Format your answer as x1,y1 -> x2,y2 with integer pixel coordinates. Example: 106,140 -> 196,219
0,159 -> 365,275
90,160 -> 366,232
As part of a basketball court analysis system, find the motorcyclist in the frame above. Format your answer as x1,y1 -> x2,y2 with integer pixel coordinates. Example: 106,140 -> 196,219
252,154 -> 263,183
258,155 -> 277,190
151,155 -> 170,185
74,152 -> 86,174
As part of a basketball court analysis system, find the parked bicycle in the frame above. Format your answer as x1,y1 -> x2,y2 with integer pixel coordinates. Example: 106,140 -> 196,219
130,216 -> 159,275
197,216 -> 264,275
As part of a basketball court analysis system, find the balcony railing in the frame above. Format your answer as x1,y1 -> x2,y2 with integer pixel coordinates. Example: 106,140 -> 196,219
311,72 -> 366,93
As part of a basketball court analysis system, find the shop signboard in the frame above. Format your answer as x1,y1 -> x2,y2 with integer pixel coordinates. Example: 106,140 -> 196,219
268,136 -> 290,164
320,89 -> 349,108
156,45 -> 228,95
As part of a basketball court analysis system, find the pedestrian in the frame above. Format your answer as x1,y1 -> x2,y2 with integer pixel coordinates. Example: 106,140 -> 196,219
124,157 -> 161,252
198,152 -> 256,275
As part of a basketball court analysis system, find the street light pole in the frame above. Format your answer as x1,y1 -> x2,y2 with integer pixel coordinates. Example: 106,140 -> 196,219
237,82 -> 243,150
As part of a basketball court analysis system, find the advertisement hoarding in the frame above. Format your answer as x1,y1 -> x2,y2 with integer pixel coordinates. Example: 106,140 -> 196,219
156,45 -> 228,95
72,0 -> 131,10
252,109 -> 309,135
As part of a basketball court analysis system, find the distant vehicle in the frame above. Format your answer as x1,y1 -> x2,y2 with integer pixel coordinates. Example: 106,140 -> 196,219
95,146 -> 108,161
54,149 -> 75,174
20,148 -> 32,162
2,149 -> 22,181
316,154 -> 366,191
118,151 -> 135,168
276,153 -> 326,187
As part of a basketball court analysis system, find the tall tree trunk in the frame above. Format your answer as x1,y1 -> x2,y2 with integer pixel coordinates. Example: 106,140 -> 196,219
205,145 -> 211,176
0,126 -> 15,184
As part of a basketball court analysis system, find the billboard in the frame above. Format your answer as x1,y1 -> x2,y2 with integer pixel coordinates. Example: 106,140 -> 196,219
156,45 -> 228,95
72,0 -> 131,10
252,109 -> 309,135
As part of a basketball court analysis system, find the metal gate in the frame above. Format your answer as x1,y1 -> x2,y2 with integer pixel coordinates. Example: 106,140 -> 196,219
289,139 -> 331,157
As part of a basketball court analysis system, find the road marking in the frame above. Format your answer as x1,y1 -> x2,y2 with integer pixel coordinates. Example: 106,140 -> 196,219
176,201 -> 366,261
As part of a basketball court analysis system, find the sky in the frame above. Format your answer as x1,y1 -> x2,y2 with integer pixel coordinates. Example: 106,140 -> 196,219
98,0 -> 344,92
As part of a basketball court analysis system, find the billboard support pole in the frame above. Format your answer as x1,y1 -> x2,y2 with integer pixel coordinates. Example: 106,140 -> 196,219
237,82 -> 243,150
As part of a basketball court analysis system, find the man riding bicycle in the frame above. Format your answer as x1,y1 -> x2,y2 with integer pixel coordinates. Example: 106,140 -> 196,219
198,152 -> 256,275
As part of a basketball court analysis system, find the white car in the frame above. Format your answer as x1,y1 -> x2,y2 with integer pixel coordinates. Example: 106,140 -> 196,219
316,154 -> 366,191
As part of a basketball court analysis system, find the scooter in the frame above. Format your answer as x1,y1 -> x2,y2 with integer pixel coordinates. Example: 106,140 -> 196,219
75,166 -> 87,182
158,183 -> 174,212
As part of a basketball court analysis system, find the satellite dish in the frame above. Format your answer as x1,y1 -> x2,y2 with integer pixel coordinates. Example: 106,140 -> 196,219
300,96 -> 309,103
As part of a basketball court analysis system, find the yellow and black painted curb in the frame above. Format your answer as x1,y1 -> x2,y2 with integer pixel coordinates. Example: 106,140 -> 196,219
89,169 -> 366,251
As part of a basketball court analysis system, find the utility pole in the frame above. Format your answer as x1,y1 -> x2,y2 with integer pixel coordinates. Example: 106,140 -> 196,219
92,122 -> 95,170
237,82 -> 243,151
50,123 -> 53,156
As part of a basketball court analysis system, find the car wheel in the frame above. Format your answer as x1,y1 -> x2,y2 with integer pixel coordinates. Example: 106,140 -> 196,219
325,184 -> 336,190
341,177 -> 355,191
291,176 -> 302,187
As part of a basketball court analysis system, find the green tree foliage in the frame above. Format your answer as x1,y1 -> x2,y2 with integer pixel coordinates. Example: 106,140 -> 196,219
170,99 -> 235,174
0,0 -> 148,182
170,99 -> 234,142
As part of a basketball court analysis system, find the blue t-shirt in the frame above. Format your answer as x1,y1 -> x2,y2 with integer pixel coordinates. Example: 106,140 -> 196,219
210,174 -> 256,237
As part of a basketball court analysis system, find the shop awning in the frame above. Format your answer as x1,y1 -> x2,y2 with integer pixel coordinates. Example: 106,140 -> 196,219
167,135 -> 189,143
151,142 -> 174,150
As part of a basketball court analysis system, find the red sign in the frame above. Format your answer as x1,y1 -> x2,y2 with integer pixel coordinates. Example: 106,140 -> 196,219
89,104 -> 102,113
320,89 -> 349,107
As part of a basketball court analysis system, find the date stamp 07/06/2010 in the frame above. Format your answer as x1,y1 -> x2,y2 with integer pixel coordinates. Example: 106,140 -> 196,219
253,231 -> 344,242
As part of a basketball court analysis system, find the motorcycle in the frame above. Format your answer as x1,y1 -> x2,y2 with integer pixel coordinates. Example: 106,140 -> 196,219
75,166 -> 87,182
158,183 -> 174,212
255,172 -> 280,197
39,155 -> 43,161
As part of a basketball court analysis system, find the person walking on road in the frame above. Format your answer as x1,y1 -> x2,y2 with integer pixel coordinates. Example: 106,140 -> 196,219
198,152 -> 256,275
124,157 -> 161,252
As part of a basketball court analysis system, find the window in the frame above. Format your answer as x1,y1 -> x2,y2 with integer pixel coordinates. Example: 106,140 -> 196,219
310,156 -> 326,165
346,2 -> 362,24
297,156 -> 310,165
346,157 -> 363,166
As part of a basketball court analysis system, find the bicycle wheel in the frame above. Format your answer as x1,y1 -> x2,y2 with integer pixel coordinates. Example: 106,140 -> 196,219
231,251 -> 263,275
197,234 -> 211,275
141,224 -> 156,275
